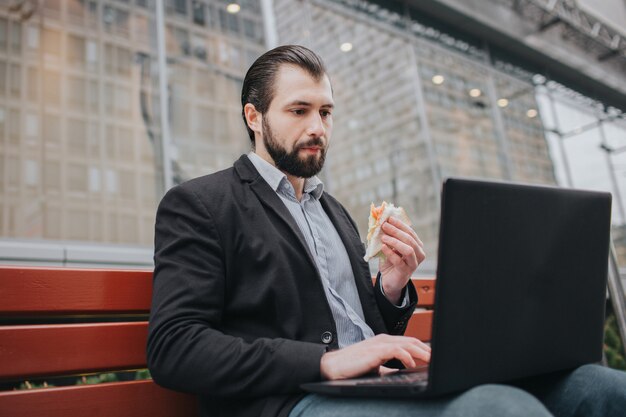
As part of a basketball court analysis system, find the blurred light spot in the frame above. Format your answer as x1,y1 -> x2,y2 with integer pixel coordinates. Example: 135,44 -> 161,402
497,98 -> 509,108
226,3 -> 240,13
469,88 -> 481,98
340,42 -> 353,52
526,109 -> 538,118
432,75 -> 444,85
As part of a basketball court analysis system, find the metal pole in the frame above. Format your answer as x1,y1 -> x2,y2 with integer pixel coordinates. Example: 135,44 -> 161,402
155,0 -> 173,194
598,120 -> 626,224
407,46 -> 441,205
260,0 -> 279,49
607,241 -> 626,358
483,43 -> 514,181
547,89 -> 574,187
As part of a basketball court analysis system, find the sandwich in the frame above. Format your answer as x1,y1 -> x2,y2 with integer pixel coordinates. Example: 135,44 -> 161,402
363,201 -> 411,262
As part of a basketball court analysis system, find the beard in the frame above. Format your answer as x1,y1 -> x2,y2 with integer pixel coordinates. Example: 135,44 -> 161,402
262,117 -> 327,178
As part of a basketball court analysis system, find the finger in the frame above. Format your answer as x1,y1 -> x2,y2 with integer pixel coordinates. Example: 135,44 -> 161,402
382,223 -> 425,266
382,222 -> 420,255
381,244 -> 408,269
403,343 -> 431,364
379,366 -> 398,376
388,217 -> 424,247
388,345 -> 417,369
381,236 -> 418,270
382,339 -> 430,365
399,335 -> 432,353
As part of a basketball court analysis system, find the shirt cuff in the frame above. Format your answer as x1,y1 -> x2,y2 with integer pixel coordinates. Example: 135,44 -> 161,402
379,274 -> 410,308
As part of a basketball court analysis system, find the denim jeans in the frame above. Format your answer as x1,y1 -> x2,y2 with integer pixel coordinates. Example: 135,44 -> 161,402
289,365 -> 626,417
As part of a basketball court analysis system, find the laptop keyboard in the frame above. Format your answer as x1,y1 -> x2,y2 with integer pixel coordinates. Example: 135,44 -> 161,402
355,370 -> 429,385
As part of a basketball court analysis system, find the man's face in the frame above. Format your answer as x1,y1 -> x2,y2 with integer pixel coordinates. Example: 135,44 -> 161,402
259,65 -> 334,178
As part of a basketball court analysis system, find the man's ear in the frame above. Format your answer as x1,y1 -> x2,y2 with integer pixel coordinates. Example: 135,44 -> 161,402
244,103 -> 262,136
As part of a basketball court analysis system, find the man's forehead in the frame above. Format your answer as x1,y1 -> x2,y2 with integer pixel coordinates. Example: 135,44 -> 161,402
273,64 -> 333,105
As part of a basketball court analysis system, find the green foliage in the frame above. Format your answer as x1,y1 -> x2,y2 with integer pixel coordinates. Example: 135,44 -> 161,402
18,381 -> 54,390
604,314 -> 626,371
135,369 -> 152,380
76,372 -> 119,385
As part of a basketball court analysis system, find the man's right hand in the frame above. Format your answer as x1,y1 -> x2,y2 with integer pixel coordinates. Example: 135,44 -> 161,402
320,334 -> 431,380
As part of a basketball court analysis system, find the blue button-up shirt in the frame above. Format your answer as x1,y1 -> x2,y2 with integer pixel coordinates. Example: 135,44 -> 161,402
248,152 -> 375,348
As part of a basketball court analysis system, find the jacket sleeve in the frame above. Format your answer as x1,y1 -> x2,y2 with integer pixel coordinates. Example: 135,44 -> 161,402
147,184 -> 326,398
373,272 -> 417,335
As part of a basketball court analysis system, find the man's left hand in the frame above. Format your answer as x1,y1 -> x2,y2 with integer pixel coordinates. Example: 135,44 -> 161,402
379,217 -> 426,304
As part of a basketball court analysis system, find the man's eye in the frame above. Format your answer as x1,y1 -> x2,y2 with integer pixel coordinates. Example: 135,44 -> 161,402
321,111 -> 332,118
292,109 -> 305,115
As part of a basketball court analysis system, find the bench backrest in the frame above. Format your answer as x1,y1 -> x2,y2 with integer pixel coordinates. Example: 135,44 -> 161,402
0,266 -> 435,417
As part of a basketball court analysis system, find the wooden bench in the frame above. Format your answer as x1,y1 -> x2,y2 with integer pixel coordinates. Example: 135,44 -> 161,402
0,266 -> 435,417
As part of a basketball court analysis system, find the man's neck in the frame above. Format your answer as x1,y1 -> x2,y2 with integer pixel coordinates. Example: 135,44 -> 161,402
286,174 -> 305,201
253,150 -> 305,201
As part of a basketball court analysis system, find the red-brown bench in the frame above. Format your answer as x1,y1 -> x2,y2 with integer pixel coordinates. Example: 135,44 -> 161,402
0,266 -> 435,417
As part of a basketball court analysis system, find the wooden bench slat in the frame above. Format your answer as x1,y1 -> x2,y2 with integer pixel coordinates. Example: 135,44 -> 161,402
370,277 -> 436,308
412,278 -> 436,307
0,379 -> 197,417
407,310 -> 434,342
0,322 -> 148,380
0,266 -> 152,315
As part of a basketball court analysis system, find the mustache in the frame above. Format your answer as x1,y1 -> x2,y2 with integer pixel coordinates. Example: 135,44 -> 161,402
294,137 -> 326,151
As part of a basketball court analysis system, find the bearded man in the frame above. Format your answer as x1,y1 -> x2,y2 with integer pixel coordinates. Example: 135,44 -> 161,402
148,45 -> 626,417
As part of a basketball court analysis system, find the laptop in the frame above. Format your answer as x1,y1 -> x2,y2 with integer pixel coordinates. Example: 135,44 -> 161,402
302,177 -> 612,398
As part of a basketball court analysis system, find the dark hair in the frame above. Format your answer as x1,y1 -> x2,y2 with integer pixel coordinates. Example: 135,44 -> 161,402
241,45 -> 328,143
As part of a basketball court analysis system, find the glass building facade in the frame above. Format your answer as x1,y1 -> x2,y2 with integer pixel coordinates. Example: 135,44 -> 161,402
274,0 -> 557,260
0,0 -> 624,267
0,0 -> 263,246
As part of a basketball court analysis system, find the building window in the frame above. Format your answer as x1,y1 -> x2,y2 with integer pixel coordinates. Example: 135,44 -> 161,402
26,26 -> 39,49
68,76 -> 87,110
41,114 -> 60,146
88,80 -> 99,112
27,67 -> 38,102
106,169 -> 119,194
219,9 -> 239,34
67,209 -> 89,240
68,164 -> 89,193
0,63 -> 5,97
10,64 -> 21,98
44,206 -> 61,239
117,47 -> 132,77
43,71 -> 61,105
68,35 -> 87,68
89,167 -> 101,192
24,160 -> 39,187
168,0 -> 187,16
42,29 -> 61,59
192,0 -> 206,26
10,22 -> 21,53
68,118 -> 88,156
25,113 -> 39,140
0,18 -> 7,52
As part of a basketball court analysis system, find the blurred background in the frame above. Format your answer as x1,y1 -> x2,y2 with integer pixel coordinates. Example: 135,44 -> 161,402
0,0 -> 624,277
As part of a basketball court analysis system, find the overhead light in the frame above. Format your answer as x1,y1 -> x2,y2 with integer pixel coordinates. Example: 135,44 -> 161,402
340,42 -> 353,52
226,3 -> 240,13
497,98 -> 509,108
526,109 -> 538,118
432,75 -> 444,85
469,88 -> 481,98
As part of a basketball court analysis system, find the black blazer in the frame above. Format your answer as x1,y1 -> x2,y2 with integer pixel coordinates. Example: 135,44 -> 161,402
148,155 -> 417,417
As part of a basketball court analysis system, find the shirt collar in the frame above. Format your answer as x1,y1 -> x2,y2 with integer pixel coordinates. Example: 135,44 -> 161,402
247,152 -> 324,200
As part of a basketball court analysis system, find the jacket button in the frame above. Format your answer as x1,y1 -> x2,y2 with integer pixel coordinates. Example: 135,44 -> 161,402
321,331 -> 333,344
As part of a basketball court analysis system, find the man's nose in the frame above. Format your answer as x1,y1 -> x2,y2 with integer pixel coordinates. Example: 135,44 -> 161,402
306,113 -> 326,137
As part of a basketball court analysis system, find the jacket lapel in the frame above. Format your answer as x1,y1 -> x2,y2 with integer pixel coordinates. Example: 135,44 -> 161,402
234,155 -> 319,274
